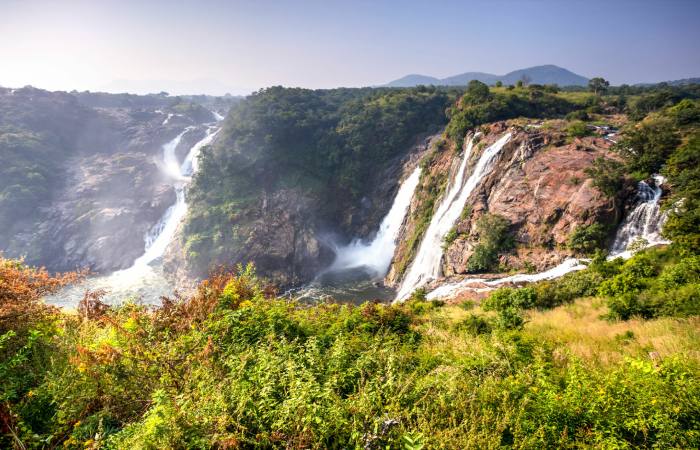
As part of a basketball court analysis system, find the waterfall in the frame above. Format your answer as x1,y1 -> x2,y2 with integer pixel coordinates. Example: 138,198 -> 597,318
396,132 -> 512,300
134,125 -> 221,268
46,115 -> 223,308
424,174 -> 670,300
327,166 -> 421,278
162,128 -> 194,181
609,174 -> 669,258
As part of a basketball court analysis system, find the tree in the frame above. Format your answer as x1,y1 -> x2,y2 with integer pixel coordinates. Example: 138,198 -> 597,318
462,80 -> 492,105
495,81 -> 503,88
520,74 -> 532,86
467,213 -> 513,272
588,77 -> 610,95
584,156 -> 624,198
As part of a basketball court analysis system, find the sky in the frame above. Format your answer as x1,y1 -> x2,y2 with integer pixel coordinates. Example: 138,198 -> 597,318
1,0 -> 699,95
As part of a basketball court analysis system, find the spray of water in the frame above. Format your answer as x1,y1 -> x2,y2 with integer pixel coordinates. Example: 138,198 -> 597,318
326,166 -> 421,278
46,117 -> 223,308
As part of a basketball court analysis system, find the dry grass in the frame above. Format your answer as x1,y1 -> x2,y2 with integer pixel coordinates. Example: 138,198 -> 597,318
415,298 -> 700,369
524,297 -> 700,366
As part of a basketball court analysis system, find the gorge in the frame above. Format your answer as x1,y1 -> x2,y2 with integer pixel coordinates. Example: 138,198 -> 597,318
0,83 -> 689,306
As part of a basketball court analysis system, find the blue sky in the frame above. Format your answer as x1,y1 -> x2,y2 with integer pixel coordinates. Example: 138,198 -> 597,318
1,0 -> 699,94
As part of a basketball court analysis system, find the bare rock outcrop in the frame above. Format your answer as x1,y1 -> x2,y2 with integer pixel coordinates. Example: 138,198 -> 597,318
388,118 -> 626,285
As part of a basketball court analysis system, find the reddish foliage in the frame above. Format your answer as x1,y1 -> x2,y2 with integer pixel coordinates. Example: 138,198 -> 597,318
0,256 -> 84,333
77,289 -> 110,320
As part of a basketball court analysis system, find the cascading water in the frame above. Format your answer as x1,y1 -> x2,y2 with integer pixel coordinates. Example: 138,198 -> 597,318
326,166 -> 421,278
137,125 -> 221,267
610,175 -> 669,258
424,174 -> 670,300
46,119 -> 222,308
395,132 -> 512,300
291,165 -> 423,303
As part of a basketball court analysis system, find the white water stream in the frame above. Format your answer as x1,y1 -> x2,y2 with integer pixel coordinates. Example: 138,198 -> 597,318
47,119 -> 221,308
326,166 -> 421,278
395,132 -> 512,300
425,174 -> 670,300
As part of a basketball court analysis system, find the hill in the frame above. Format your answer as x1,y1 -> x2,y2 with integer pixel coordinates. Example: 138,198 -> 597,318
385,64 -> 589,87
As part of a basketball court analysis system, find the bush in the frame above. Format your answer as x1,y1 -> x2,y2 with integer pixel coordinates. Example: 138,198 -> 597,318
567,120 -> 590,138
467,214 -> 513,272
455,314 -> 492,335
482,287 -> 537,331
566,110 -> 589,121
568,223 -> 608,254
616,117 -> 680,176
584,156 -> 625,198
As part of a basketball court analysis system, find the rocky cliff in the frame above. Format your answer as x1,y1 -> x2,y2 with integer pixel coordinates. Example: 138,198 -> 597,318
387,117 -> 629,287
0,86 -> 225,273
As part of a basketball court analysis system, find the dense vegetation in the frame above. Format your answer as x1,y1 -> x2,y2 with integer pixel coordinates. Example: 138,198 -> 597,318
1,253 -> 698,449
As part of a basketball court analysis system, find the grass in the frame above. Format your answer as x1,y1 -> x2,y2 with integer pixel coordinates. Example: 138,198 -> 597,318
525,297 -> 700,366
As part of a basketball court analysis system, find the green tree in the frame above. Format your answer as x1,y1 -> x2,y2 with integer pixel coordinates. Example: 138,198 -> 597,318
588,77 -> 610,95
463,80 -> 492,105
584,157 -> 625,197
467,213 -> 513,272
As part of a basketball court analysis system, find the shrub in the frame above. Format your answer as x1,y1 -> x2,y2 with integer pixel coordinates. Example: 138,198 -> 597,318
455,314 -> 492,335
568,223 -> 608,254
467,214 -> 513,272
584,156 -> 625,198
567,120 -> 590,138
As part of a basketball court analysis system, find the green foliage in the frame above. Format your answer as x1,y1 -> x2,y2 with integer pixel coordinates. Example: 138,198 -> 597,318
467,213 -> 513,272
186,86 -> 450,270
616,117 -> 680,176
588,77 -> 610,95
663,131 -> 700,253
568,223 -> 608,254
455,313 -> 493,335
565,109 -> 590,121
2,256 -> 700,448
445,84 -> 577,147
566,120 -> 590,138
584,156 -> 625,197
599,249 -> 700,320
442,228 -> 459,246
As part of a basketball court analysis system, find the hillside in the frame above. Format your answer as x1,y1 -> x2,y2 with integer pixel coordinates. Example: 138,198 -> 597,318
0,86 -> 233,272
385,64 -> 589,87
180,86 -> 451,286
1,80 -> 700,448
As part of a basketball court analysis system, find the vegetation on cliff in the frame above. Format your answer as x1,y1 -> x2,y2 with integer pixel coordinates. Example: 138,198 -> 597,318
184,86 -> 451,273
395,81 -> 700,280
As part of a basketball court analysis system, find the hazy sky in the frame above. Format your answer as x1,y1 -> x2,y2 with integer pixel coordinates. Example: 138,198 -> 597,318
1,0 -> 699,95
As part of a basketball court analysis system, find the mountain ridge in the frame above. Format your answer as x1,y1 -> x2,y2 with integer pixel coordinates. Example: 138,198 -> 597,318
385,64 -> 589,87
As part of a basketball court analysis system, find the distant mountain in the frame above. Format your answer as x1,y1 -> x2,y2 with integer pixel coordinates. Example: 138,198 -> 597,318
385,65 -> 589,87
634,77 -> 700,87
385,74 -> 442,87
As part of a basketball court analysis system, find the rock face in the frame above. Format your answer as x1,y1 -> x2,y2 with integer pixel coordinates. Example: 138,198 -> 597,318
388,119 -> 627,286
179,134 -> 436,289
38,152 -> 177,273
0,86 -> 221,274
